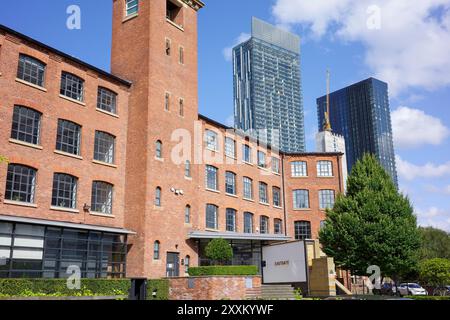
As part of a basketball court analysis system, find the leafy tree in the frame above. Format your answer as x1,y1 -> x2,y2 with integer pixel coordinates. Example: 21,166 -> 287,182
205,238 -> 233,265
319,154 -> 421,281
419,258 -> 450,288
418,227 -> 450,260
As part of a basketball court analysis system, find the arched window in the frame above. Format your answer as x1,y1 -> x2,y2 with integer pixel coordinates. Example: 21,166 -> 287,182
185,160 -> 191,178
184,255 -> 190,273
5,164 -> 37,204
153,241 -> 160,260
185,205 -> 191,224
155,187 -> 162,207
206,204 -> 218,230
156,141 -> 163,159
244,212 -> 254,234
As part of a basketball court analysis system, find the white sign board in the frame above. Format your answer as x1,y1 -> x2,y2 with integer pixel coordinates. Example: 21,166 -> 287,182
262,241 -> 307,284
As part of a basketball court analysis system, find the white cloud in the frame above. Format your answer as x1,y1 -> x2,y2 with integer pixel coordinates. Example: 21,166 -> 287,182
416,207 -> 450,231
222,33 -> 251,62
392,106 -> 450,149
272,0 -> 450,95
396,156 -> 450,181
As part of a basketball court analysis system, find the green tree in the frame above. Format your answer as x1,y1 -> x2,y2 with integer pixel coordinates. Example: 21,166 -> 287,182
319,154 -> 421,280
205,238 -> 233,265
418,227 -> 450,260
419,258 -> 450,289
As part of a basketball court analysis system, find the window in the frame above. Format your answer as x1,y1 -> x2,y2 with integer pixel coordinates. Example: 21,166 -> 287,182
185,161 -> 191,178
94,131 -> 115,164
274,219 -> 283,234
226,208 -> 236,232
56,120 -> 81,155
179,46 -> 184,64
156,141 -> 163,159
292,161 -> 307,177
17,54 -> 45,87
179,98 -> 184,117
225,171 -> 236,195
295,221 -> 312,240
273,187 -> 281,207
257,151 -> 266,168
259,182 -> 268,204
205,130 -> 218,151
225,137 -> 236,158
206,204 -> 218,229
165,92 -> 170,111
184,255 -> 190,273
272,157 -> 280,174
243,177 -> 253,200
5,164 -> 36,203
242,145 -> 252,163
166,0 -> 182,24
154,241 -> 160,260
244,212 -> 253,233
91,182 -> 113,214
155,187 -> 162,207
126,0 -> 139,16
97,87 -> 117,114
11,106 -> 42,145
51,173 -> 78,209
319,190 -> 335,209
185,205 -> 191,224
60,72 -> 84,102
293,190 -> 309,209
260,216 -> 269,234
165,38 -> 171,56
205,166 -> 218,191
317,161 -> 333,177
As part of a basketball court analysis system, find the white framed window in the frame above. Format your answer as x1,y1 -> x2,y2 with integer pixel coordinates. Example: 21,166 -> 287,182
126,0 -> 139,16
225,137 -> 236,158
243,177 -> 253,200
206,165 -> 218,191
291,161 -> 307,177
293,190 -> 309,209
257,151 -> 266,168
319,190 -> 335,209
206,204 -> 218,229
205,130 -> 218,151
317,161 -> 333,177
271,157 -> 280,174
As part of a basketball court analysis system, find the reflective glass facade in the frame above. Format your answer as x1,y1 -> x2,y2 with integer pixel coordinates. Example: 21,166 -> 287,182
233,18 -> 305,153
317,78 -> 398,187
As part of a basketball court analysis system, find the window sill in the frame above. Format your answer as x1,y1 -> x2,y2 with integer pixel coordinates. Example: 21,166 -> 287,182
205,228 -> 219,232
243,161 -> 253,167
59,94 -> 86,106
184,176 -> 193,181
243,198 -> 255,203
317,176 -> 335,178
205,188 -> 220,194
184,223 -> 193,227
273,205 -> 283,210
9,138 -> 43,150
3,200 -> 37,208
50,206 -> 79,214
259,202 -> 270,207
293,208 -> 312,212
15,78 -> 47,92
90,212 -> 115,218
166,19 -> 184,31
96,108 -> 119,118
54,150 -> 83,160
292,176 -> 309,179
153,206 -> 164,211
123,13 -> 138,23
155,157 -> 164,162
205,147 -> 219,153
92,160 -> 117,168
225,193 -> 238,198
272,171 -> 281,176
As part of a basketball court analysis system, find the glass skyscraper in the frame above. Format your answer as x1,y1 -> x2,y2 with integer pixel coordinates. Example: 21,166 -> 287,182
317,78 -> 398,186
233,17 -> 305,152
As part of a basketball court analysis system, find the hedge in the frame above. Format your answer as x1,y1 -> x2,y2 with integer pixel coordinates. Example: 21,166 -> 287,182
405,295 -> 450,300
188,265 -> 258,276
0,279 -> 130,298
0,278 -> 170,299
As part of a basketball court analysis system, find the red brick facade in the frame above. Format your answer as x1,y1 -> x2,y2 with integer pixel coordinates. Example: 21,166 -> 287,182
0,0 -> 344,280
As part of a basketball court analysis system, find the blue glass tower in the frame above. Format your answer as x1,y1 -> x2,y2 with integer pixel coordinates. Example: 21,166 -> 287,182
233,17 -> 305,152
317,78 -> 398,186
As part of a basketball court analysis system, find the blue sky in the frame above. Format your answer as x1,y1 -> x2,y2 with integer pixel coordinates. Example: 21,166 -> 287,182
1,0 -> 449,231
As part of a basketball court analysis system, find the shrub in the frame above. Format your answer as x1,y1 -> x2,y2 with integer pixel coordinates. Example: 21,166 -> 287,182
405,296 -> 450,300
0,279 -> 130,298
205,238 -> 233,265
188,265 -> 258,276
146,279 -> 169,300
419,258 -> 450,287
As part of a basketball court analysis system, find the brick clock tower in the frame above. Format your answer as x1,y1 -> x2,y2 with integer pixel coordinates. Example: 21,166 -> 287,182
111,0 -> 204,278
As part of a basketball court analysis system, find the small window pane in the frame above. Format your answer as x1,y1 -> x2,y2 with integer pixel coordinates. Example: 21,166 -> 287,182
317,161 -> 333,177
259,182 -> 268,204
273,187 -> 281,207
126,0 -> 139,16
5,164 -> 37,203
154,241 -> 160,260
155,187 -> 162,207
185,161 -> 191,178
260,216 -> 269,234
51,173 -> 78,209
243,177 -> 253,200
17,54 -> 45,87
94,131 -> 115,164
185,205 -> 191,224
205,130 -> 218,151
60,72 -> 84,102
156,141 -> 163,159
274,219 -> 283,234
292,161 -> 307,177
56,120 -> 81,155
225,138 -> 236,158
243,145 -> 252,163
206,204 -> 218,229
91,182 -> 113,214
244,212 -> 253,234
206,166 -> 218,191
97,87 -> 117,114
225,171 -> 236,195
11,106 -> 41,145
258,151 -> 266,168
272,157 -> 280,174
226,209 -> 236,232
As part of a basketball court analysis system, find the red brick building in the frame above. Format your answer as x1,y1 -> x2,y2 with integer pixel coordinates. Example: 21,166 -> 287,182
0,0 -> 344,279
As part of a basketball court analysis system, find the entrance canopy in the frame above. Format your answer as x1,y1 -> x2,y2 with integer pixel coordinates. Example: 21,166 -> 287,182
188,231 -> 291,242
